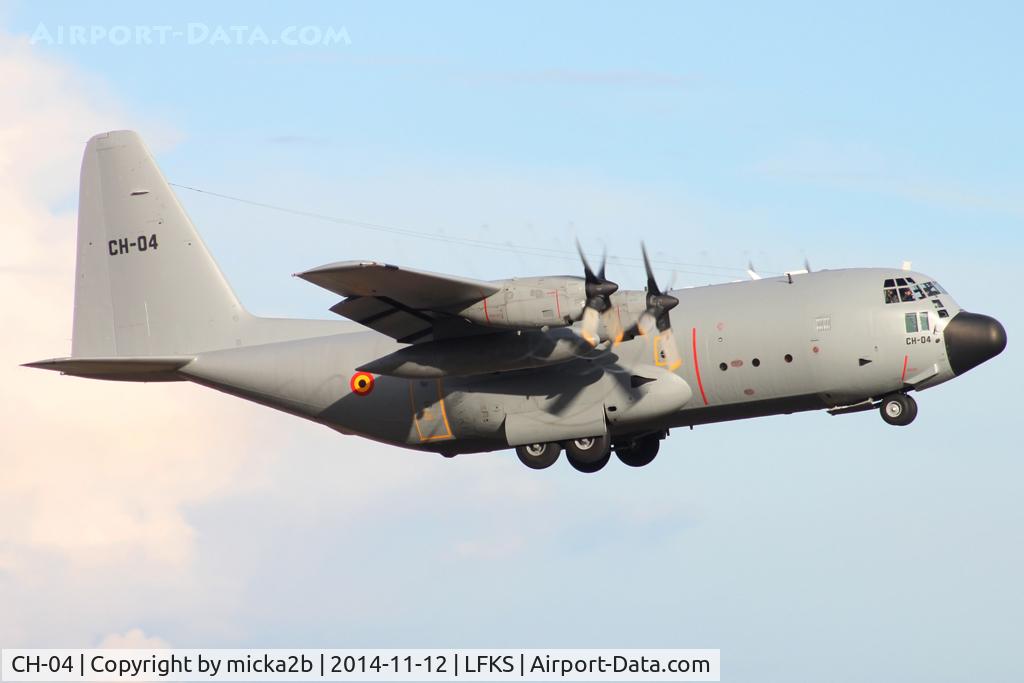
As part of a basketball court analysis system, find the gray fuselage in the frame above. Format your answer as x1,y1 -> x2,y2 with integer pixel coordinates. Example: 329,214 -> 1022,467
181,267 -> 964,455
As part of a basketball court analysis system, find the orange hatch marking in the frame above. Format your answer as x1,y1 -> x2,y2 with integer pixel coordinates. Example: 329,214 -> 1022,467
409,378 -> 454,442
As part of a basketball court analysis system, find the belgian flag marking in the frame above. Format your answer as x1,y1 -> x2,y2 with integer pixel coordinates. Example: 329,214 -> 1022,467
350,372 -> 375,395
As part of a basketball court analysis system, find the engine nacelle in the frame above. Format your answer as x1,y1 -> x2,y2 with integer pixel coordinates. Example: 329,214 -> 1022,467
457,276 -> 587,329
457,277 -> 649,335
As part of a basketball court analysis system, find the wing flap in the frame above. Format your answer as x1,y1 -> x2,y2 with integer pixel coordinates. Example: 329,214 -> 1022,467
330,297 -> 433,343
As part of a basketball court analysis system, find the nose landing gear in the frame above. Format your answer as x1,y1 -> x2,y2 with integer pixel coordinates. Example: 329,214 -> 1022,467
880,393 -> 918,426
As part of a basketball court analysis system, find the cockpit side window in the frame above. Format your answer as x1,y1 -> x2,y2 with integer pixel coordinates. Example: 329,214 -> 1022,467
899,286 -> 915,302
884,288 -> 899,304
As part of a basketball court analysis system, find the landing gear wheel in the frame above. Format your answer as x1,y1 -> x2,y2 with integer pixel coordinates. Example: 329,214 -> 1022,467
564,434 -> 611,464
616,435 -> 660,467
567,451 -> 611,473
515,442 -> 560,470
880,394 -> 918,426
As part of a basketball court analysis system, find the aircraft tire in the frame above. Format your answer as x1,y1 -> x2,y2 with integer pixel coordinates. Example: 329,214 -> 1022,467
564,434 -> 611,464
515,442 -> 561,469
880,394 -> 917,426
567,451 -> 611,473
616,435 -> 660,467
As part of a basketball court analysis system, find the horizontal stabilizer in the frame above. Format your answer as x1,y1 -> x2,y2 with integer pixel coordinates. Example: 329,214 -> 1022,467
23,356 -> 193,382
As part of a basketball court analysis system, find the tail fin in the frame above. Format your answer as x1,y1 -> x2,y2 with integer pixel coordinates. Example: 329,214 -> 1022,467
72,130 -> 248,356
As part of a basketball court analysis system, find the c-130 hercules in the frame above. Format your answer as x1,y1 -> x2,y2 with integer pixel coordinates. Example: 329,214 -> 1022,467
27,131 -> 1008,473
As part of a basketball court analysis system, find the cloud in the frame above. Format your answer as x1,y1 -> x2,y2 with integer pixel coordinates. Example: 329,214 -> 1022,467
0,31 -> 268,645
98,628 -> 171,648
0,34 -> 565,648
458,67 -> 696,88
751,139 -> 1024,218
266,134 -> 330,146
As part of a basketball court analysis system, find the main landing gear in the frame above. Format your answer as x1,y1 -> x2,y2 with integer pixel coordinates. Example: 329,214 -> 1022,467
615,434 -> 660,467
564,434 -> 611,473
514,442 -> 561,469
880,393 -> 918,426
515,433 -> 663,472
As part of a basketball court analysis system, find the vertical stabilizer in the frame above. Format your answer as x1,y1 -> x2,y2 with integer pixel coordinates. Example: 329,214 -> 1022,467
72,130 -> 248,356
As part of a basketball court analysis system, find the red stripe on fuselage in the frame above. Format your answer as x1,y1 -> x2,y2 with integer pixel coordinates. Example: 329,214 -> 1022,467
551,290 -> 561,318
692,327 -> 709,406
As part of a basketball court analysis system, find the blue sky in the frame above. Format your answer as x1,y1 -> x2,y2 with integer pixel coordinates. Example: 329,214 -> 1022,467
2,2 -> 1022,681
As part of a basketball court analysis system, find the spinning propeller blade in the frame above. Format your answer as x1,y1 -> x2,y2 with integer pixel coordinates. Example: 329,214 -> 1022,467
635,243 -> 682,370
576,240 -> 620,346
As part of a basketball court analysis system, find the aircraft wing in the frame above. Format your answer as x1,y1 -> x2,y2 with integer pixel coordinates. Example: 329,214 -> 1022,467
296,261 -> 501,343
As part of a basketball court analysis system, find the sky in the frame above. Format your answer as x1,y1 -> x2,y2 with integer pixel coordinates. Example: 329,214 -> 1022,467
0,1 -> 1021,681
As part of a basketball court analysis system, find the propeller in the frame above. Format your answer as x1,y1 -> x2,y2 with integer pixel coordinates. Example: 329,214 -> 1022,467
576,240 -> 623,346
632,243 -> 682,370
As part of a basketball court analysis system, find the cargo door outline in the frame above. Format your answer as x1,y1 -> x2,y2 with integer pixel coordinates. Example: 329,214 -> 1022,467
409,378 -> 454,441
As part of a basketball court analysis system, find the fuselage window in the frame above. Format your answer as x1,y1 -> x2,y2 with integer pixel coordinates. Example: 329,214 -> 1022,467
885,288 -> 899,304
905,313 -> 919,333
919,312 -> 930,331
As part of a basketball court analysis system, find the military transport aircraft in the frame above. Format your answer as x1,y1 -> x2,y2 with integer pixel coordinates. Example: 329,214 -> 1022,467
27,131 -> 1008,472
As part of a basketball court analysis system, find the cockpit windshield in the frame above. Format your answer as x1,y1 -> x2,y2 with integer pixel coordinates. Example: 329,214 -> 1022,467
882,277 -> 945,305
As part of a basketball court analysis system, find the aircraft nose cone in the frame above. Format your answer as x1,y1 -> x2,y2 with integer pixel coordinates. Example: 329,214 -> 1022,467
943,311 -> 1007,375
